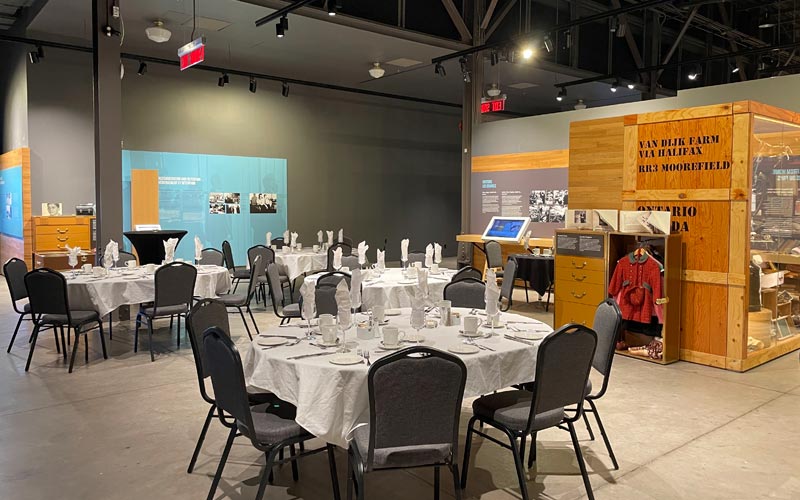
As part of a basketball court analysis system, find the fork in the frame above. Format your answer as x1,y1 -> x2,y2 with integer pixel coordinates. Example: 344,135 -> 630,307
364,351 -> 371,366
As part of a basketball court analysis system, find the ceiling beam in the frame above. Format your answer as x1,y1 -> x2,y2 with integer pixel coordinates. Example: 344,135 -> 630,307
254,0 -> 315,27
656,6 -> 698,80
610,0 -> 644,69
480,0 -> 499,30
485,0 -> 517,39
716,3 -> 747,81
440,0 -> 472,42
9,0 -> 50,33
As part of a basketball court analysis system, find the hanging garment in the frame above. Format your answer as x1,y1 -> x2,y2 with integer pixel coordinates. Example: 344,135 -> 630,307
608,251 -> 663,323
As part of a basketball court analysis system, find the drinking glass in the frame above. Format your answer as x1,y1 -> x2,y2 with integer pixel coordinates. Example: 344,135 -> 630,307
301,301 -> 316,341
410,307 -> 425,343
68,253 -> 78,279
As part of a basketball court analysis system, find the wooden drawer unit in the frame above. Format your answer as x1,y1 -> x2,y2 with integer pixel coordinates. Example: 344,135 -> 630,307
555,255 -> 606,273
555,301 -> 598,328
554,281 -> 607,307
559,268 -> 605,286
32,216 -> 95,255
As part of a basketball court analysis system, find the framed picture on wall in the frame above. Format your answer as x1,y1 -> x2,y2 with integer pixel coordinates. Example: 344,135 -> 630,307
249,193 -> 278,214
41,202 -> 63,216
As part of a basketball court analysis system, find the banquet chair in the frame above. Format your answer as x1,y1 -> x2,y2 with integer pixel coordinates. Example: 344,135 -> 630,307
341,255 -> 360,270
327,243 -> 353,271
135,262 -> 197,362
270,237 -> 285,249
461,324 -> 598,500
202,327 -> 341,500
342,236 -> 354,247
347,346 -> 467,500
500,258 -> 517,312
185,299 -> 284,475
222,240 -> 250,293
484,240 -> 504,277
266,263 -> 301,325
407,251 -> 426,266
217,255 -> 266,340
24,268 -> 106,373
314,271 -> 351,316
248,245 -> 291,302
451,266 -> 482,283
443,278 -> 486,309
199,248 -> 224,267
575,299 -> 623,471
4,258 -> 37,353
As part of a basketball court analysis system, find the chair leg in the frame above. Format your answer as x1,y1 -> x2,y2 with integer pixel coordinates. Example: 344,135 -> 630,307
255,447 -> 281,500
568,421 -> 595,500
450,464 -> 462,500
108,313 -> 113,340
24,325 -> 41,372
247,306 -> 261,336
169,315 -> 174,330
134,315 -> 141,353
582,408 -> 596,440
327,444 -> 342,500
53,327 -> 61,355
98,321 -> 108,359
524,281 -> 529,303
188,405 -> 215,473
460,416 -> 477,489
177,315 -> 182,347
289,443 -> 299,481
84,330 -> 89,363
434,466 -> 440,500
60,326 -> 68,360
206,426 -> 236,500
238,307 -> 253,341
519,434 -> 527,464
7,314 -> 25,353
147,318 -> 155,362
588,399 -> 619,470
68,328 -> 81,373
528,432 -> 537,468
506,430 -> 529,500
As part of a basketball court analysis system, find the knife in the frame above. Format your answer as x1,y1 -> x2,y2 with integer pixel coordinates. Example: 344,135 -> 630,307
504,335 -> 536,346
259,335 -> 302,340
287,351 -> 338,360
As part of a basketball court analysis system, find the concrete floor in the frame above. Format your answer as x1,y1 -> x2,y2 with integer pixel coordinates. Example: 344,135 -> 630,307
1,284 -> 799,500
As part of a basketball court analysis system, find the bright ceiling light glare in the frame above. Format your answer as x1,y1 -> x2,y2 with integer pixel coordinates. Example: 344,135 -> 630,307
759,10 -> 776,29
249,76 -> 257,93
732,66 -> 740,74
556,87 -> 567,102
434,62 -> 446,77
627,83 -> 635,90
687,64 -> 702,81
276,22 -> 285,38
327,1 -> 337,16
521,47 -> 533,60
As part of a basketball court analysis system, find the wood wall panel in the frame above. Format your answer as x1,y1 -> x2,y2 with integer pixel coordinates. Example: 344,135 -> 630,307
472,150 -> 569,172
568,117 -> 625,209
636,103 -> 734,124
680,281 -> 729,356
0,148 -> 32,269
131,169 -> 160,229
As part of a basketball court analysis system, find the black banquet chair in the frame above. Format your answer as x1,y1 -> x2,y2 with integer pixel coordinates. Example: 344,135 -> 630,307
451,266 -> 482,283
202,326 -> 341,500
199,248 -> 224,267
135,262 -> 197,362
314,271 -> 351,316
217,255 -> 265,340
4,258 -> 36,353
484,240 -> 503,275
327,242 -> 353,271
406,250 -> 426,266
461,324 -> 598,500
222,240 -> 250,294
347,346 -> 467,500
443,278 -> 486,310
24,268 -> 107,373
499,258 -> 517,312
266,263 -> 302,324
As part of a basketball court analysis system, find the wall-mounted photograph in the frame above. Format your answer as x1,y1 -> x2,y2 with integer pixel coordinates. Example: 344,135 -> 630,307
209,192 -> 240,215
249,193 -> 278,214
42,202 -> 63,216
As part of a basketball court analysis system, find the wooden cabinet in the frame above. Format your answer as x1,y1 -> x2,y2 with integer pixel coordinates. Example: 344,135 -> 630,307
32,216 -> 95,254
34,251 -> 96,270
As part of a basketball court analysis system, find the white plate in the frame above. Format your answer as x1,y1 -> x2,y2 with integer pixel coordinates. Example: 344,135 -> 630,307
123,275 -> 141,280
512,331 -> 546,341
448,344 -> 480,355
481,323 -> 505,330
404,334 -> 425,343
257,337 -> 288,347
329,354 -> 363,365
316,339 -> 340,348
459,330 -> 483,338
379,342 -> 403,350
385,309 -> 402,316
398,280 -> 417,285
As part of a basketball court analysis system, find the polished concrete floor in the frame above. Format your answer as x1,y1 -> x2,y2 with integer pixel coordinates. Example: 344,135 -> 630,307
1,283 -> 799,500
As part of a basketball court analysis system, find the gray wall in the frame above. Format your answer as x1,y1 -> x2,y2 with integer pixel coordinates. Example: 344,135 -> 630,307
0,42 -> 29,153
26,49 -> 95,211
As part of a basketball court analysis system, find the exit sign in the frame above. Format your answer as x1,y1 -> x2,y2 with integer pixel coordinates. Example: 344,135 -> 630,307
178,37 -> 206,71
480,98 -> 506,113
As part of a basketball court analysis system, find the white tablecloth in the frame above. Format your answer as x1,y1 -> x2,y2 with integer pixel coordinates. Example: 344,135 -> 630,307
274,249 -> 328,281
66,265 -> 232,316
300,267 -> 454,310
243,308 -> 550,447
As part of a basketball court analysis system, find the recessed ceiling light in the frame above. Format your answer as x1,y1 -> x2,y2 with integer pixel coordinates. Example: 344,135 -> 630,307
507,82 -> 538,89
385,58 -> 423,68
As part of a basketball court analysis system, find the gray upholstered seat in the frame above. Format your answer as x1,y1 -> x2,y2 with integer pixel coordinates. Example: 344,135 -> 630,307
485,240 -> 503,269
406,251 -> 426,266
500,258 -> 517,312
472,390 -> 564,432
42,310 -> 102,326
352,425 -> 452,469
140,303 -> 189,316
240,403 -> 309,445
267,263 -> 302,324
283,303 -> 301,315
216,293 -> 248,306
341,255 -> 359,269
443,278 -> 486,309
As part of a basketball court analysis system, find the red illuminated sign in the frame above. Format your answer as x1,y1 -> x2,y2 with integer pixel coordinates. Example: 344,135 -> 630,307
480,98 -> 506,113
178,37 -> 206,71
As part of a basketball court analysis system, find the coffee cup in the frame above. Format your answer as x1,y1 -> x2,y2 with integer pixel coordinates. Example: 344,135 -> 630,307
371,305 -> 385,324
319,314 -> 336,327
296,243 -> 302,251
414,261 -> 423,270
145,263 -> 156,274
543,248 -> 553,256
313,244 -> 320,252
532,248 -> 541,256
463,316 -> 483,336
82,264 -> 93,274
356,324 -> 373,340
125,260 -> 136,269
321,325 -> 338,344
430,263 -> 440,274
92,267 -> 106,278
382,326 -> 405,347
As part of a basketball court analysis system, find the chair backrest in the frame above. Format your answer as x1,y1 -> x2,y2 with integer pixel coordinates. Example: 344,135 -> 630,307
443,278 -> 486,309
247,245 -> 275,270
341,255 -> 360,270
4,258 -> 29,303
451,266 -> 482,283
407,251 -> 426,266
25,268 -> 70,317
118,250 -> 137,265
315,272 -> 351,316
342,236 -> 354,247
266,262 -> 288,312
186,299 -> 230,402
246,255 -> 267,302
153,262 -> 198,311
327,243 -> 353,271
591,299 -> 623,384
200,248 -> 224,267
500,258 -> 517,305
203,327 -> 256,440
270,237 -> 285,249
221,240 -> 236,270
366,346 -> 467,471
456,242 -> 472,265
485,240 -> 503,268
527,324 -> 597,430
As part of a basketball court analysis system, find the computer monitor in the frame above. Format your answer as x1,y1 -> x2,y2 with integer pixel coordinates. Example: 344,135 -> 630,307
481,216 -> 531,243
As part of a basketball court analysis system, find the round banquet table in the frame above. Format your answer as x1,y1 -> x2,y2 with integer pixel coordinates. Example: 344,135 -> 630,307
299,267 -> 455,310
274,248 -> 328,281
243,308 -> 551,447
65,265 -> 231,317
123,230 -> 188,265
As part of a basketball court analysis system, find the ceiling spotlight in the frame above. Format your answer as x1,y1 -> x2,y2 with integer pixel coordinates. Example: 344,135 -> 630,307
28,45 -> 44,64
434,62 -> 446,77
490,50 -> 499,66
687,64 -> 702,81
281,16 -> 289,30
543,35 -> 553,53
249,76 -> 257,93
145,20 -> 172,43
610,79 -> 619,92
137,61 -> 147,75
627,82 -> 635,90
758,10 -> 776,29
522,47 -> 534,59
218,73 -> 229,87
556,87 -> 567,102
281,81 -> 290,97
487,83 -> 502,97
574,99 -> 587,110
609,16 -> 619,33
276,21 -> 285,38
327,1 -> 338,16
368,62 -> 385,79
731,65 -> 740,74
616,18 -> 627,38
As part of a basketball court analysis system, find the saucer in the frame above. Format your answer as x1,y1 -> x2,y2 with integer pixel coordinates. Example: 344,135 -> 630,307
257,337 -> 288,347
459,330 -> 483,338
379,342 -> 403,350
316,338 -> 340,348
330,354 -> 363,365
385,309 -> 402,316
448,344 -> 480,355
404,334 -> 425,343
481,323 -> 505,330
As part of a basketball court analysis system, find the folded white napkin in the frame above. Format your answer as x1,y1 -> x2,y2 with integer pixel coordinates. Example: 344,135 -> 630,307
335,279 -> 352,327
194,236 -> 202,262
401,238 -> 409,262
317,230 -> 323,244
434,243 -> 442,264
425,244 -> 434,268
357,241 -> 369,266
333,247 -> 343,270
417,268 -> 429,299
338,228 -> 344,243
327,230 -> 334,246
350,268 -> 362,310
164,238 -> 178,263
266,232 -> 272,247
290,232 -> 298,247
65,244 -> 81,267
111,240 -> 119,262
411,281 -> 426,311
485,268 -> 500,317
376,249 -> 385,270
523,230 -> 532,251
283,230 -> 290,243
301,280 -> 316,320
103,240 -> 115,268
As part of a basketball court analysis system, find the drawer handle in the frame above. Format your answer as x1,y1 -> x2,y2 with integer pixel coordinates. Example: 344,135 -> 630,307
570,291 -> 587,299
57,237 -> 69,242
571,259 -> 588,269
571,272 -> 588,281
57,228 -> 69,234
